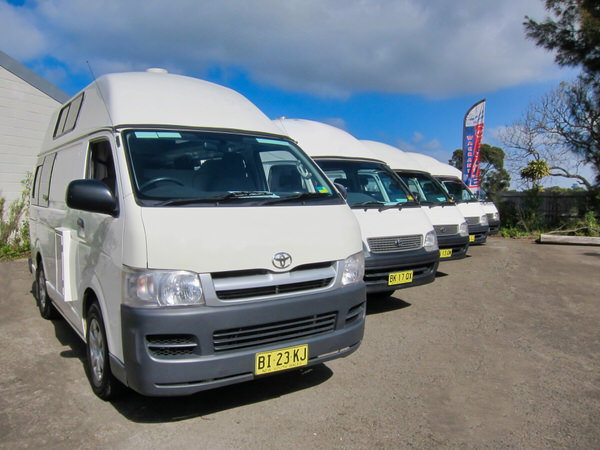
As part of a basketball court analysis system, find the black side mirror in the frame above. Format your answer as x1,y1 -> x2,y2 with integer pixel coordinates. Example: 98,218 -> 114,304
334,182 -> 348,200
66,179 -> 119,217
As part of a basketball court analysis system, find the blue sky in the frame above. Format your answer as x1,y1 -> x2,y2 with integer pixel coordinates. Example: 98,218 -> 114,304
2,0 -> 589,187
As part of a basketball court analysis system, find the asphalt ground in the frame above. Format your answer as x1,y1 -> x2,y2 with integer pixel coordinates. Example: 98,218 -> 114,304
1,237 -> 599,449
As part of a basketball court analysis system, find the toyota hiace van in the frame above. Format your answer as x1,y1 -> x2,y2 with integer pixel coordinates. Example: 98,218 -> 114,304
29,71 -> 366,398
274,119 -> 439,298
361,141 -> 470,260
408,153 -> 490,244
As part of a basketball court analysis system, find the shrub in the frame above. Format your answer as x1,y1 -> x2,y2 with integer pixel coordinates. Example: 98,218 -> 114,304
0,174 -> 31,260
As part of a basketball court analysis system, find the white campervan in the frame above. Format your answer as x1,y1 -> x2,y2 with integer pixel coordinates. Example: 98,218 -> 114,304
440,157 -> 501,234
361,141 -> 470,260
478,192 -> 501,235
274,119 -> 439,297
29,71 -> 366,399
408,153 -> 490,244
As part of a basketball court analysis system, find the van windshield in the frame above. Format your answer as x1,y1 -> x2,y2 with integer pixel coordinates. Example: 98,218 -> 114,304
438,177 -> 478,203
315,159 -> 418,209
396,171 -> 452,205
122,130 -> 340,206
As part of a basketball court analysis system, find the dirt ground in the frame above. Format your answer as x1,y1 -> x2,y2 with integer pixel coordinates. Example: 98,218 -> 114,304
1,237 -> 599,449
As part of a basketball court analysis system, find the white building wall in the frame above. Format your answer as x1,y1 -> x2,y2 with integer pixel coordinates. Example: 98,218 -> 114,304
0,66 -> 61,205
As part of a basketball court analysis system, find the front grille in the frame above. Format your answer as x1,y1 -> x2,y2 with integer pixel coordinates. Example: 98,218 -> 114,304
216,278 -> 333,300
211,262 -> 336,301
367,235 -> 422,253
434,224 -> 458,236
146,334 -> 198,359
466,216 -> 480,226
213,312 -> 337,353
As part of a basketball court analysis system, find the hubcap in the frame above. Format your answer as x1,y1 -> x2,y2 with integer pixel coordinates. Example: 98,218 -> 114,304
88,318 -> 105,384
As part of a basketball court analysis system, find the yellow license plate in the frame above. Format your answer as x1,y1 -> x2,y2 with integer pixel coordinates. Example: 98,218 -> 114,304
469,234 -> 475,242
255,344 -> 308,375
440,248 -> 453,258
388,270 -> 414,286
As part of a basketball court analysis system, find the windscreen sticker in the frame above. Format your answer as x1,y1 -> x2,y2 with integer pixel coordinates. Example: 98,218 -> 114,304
134,131 -> 182,139
317,186 -> 329,194
256,138 -> 287,145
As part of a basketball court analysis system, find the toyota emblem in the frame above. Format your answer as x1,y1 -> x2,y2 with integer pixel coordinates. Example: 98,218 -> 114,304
272,252 -> 292,269
439,226 -> 447,233
395,239 -> 403,247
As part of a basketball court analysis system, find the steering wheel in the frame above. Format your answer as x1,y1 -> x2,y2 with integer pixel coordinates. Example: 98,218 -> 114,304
139,177 -> 184,190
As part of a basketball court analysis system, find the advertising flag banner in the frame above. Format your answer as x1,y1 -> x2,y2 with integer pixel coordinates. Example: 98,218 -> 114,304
462,99 -> 486,197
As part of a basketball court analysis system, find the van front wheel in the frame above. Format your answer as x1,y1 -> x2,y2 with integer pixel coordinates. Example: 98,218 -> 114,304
86,303 -> 120,400
36,265 -> 57,320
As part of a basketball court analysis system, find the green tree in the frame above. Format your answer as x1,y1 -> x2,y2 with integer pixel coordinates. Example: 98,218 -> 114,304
520,159 -> 551,188
500,84 -> 595,190
524,0 -> 600,78
524,0 -> 600,183
450,143 -> 511,194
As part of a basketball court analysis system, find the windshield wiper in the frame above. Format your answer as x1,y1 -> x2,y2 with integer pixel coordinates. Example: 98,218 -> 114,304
261,192 -> 330,205
378,202 -> 406,211
350,201 -> 386,211
156,191 -> 276,206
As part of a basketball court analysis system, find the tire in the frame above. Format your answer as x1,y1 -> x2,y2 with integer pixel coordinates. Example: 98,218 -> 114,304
86,302 -> 121,400
35,264 -> 57,320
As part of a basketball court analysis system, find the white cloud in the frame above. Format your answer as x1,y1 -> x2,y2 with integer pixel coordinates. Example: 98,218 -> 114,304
1,0 -> 560,98
411,132 -> 426,144
0,2 -> 47,60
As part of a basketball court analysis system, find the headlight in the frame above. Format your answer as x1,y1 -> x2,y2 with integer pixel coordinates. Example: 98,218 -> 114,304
480,214 -> 489,226
459,221 -> 469,237
424,230 -> 438,252
493,211 -> 500,221
124,268 -> 204,307
342,251 -> 365,285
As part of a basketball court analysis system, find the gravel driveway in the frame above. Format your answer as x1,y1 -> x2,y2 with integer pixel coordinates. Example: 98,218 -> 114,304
1,237 -> 599,449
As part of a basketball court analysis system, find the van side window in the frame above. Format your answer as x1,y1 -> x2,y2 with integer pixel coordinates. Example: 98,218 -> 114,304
38,154 -> 56,207
53,93 -> 84,138
87,141 -> 117,196
31,164 -> 42,206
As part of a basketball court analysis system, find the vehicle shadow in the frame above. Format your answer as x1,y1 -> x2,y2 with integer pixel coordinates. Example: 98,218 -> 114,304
110,363 -> 333,423
42,292 -> 334,424
435,271 -> 449,278
366,295 -> 411,315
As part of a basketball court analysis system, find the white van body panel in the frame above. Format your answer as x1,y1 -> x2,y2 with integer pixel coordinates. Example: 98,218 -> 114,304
41,72 -> 284,152
274,118 -> 369,159
361,140 -> 428,172
422,204 -> 466,226
481,201 -> 499,216
142,205 -> 360,273
406,152 -> 462,178
353,207 -> 433,250
455,201 -> 487,220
